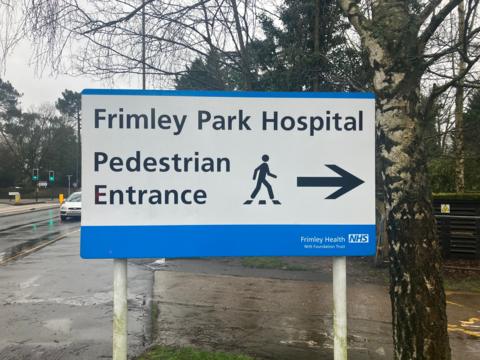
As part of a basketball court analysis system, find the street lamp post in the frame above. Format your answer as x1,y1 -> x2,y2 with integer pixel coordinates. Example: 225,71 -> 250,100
67,175 -> 72,196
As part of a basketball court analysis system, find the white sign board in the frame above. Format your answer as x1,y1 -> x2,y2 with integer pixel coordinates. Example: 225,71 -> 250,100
81,90 -> 375,258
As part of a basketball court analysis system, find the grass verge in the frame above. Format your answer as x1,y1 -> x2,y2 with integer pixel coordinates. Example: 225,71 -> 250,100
444,276 -> 480,293
150,300 -> 159,337
136,346 -> 253,360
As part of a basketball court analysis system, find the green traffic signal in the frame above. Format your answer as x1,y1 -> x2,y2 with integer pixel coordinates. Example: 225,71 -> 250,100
32,168 -> 39,181
48,170 -> 55,182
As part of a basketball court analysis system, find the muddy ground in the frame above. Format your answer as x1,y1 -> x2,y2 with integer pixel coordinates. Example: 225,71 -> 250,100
149,257 -> 480,360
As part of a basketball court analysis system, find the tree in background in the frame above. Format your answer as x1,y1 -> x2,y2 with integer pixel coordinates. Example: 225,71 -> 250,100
0,78 -> 23,185
0,144 -> 18,187
38,106 -> 77,188
56,90 -> 81,188
424,97 -> 456,193
424,87 -> 480,193
1,0 -> 262,90
9,0 -> 367,92
0,78 -> 20,118
176,51 -> 230,90
175,0 -> 368,92
454,1 -> 466,192
250,0 -> 368,91
0,78 -> 77,189
464,89 -> 480,190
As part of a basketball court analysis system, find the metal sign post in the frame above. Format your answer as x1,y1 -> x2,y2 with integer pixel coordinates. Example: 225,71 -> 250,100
113,259 -> 127,360
333,256 -> 347,359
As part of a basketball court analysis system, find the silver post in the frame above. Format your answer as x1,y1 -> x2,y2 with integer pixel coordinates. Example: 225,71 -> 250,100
333,256 -> 347,359
113,259 -> 128,360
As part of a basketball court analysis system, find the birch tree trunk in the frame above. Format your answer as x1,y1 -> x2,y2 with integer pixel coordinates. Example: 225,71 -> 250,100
338,1 -> 452,358
377,92 -> 450,360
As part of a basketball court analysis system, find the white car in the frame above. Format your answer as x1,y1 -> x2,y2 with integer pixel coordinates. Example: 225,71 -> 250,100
60,192 -> 82,220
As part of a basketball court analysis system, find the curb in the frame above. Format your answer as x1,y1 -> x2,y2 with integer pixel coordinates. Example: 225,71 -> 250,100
0,229 -> 80,265
0,204 -> 60,218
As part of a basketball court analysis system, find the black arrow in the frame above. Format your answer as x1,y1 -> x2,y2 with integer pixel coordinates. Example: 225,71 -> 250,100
297,164 -> 364,199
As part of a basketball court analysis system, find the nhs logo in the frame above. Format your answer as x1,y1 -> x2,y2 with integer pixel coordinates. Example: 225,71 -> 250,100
348,234 -> 369,244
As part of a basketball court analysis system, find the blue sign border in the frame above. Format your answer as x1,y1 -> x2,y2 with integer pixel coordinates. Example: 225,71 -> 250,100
81,225 -> 376,258
81,89 -> 376,259
82,88 -> 375,99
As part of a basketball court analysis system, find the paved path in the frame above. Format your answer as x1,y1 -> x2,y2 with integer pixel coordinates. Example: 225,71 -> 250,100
152,266 -> 480,360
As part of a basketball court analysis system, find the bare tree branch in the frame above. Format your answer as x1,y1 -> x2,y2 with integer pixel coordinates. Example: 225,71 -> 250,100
418,0 -> 463,50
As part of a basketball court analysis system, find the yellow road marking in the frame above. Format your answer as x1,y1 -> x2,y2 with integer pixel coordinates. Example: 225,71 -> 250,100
446,300 -> 464,307
448,317 -> 480,338
460,317 -> 480,327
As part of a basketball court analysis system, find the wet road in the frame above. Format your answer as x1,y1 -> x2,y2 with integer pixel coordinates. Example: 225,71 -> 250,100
0,211 -> 153,359
0,209 -> 79,264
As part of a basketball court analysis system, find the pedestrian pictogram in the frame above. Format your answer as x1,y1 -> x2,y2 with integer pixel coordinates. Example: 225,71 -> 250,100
244,154 -> 281,205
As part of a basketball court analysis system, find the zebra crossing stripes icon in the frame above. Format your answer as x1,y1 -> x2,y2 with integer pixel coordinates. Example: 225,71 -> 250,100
243,154 -> 281,205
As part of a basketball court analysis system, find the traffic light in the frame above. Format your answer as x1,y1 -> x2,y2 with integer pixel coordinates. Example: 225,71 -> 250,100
32,168 -> 39,181
49,170 -> 55,182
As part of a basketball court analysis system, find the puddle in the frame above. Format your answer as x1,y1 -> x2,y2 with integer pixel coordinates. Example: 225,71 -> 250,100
0,234 -> 61,264
447,292 -> 480,340
0,217 -> 52,233
153,271 -> 391,360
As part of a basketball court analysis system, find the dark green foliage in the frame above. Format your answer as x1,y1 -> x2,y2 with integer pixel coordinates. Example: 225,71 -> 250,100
56,89 -> 81,187
0,78 -> 21,118
0,144 -> 19,187
423,98 -> 456,193
464,89 -> 480,191
248,0 -> 369,91
39,115 -> 77,187
175,1 -> 368,92
56,89 -> 81,120
0,79 -> 78,189
428,157 -> 456,193
426,90 -> 480,193
433,192 -> 480,201
2,109 -> 77,187
176,52 -> 231,91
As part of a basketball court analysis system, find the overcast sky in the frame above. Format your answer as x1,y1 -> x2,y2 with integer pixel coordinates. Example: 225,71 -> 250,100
3,40 -> 136,110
